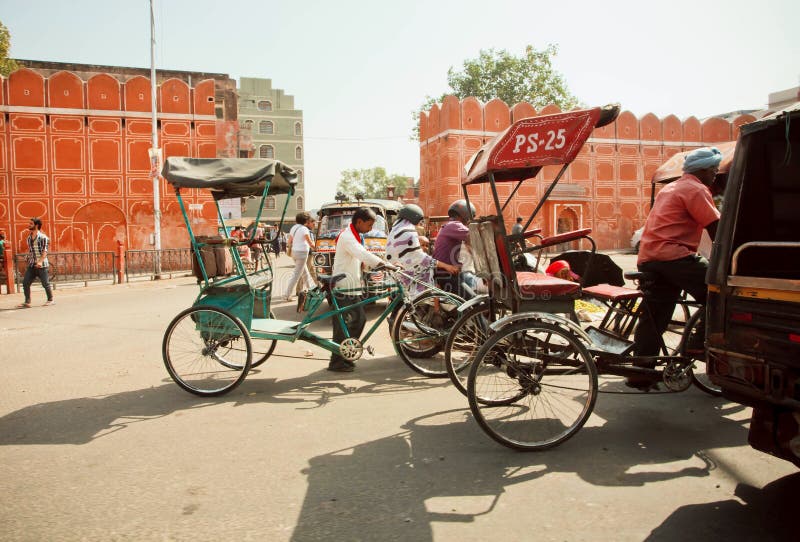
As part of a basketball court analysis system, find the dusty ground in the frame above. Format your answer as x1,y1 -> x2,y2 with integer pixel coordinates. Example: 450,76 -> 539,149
0,252 -> 795,541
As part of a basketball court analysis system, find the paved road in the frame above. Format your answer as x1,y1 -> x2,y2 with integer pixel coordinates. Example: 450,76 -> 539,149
0,253 -> 795,541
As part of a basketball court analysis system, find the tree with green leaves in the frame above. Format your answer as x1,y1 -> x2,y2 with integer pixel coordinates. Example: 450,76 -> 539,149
0,20 -> 19,77
413,44 -> 580,139
336,168 -> 411,200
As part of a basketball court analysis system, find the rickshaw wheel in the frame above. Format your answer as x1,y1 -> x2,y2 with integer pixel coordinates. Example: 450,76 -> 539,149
163,306 -> 252,396
444,303 -> 508,397
467,320 -> 598,451
390,291 -> 464,377
679,310 -> 722,397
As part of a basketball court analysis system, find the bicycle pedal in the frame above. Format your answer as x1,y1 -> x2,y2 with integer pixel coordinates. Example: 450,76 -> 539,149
366,346 -> 375,356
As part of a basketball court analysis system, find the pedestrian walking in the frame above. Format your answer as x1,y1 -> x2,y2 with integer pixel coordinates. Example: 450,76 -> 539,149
284,212 -> 314,302
297,217 -> 318,302
19,217 -> 54,308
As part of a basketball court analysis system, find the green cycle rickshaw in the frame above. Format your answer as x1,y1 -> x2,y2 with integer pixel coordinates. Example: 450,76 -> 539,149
161,157 -> 463,396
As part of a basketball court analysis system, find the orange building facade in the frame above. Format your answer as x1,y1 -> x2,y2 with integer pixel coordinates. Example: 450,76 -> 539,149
0,66 -> 225,256
418,96 -> 756,249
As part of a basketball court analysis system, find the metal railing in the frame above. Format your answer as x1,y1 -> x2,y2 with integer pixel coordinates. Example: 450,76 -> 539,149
125,248 -> 193,281
6,248 -> 194,291
14,251 -> 117,286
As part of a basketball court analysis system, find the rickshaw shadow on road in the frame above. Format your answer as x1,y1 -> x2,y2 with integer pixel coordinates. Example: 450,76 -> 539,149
235,354 -> 451,409
289,397 -> 756,541
0,384 -> 213,446
0,356 -> 447,447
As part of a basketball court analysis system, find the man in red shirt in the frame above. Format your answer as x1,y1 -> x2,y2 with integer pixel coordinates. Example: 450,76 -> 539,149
631,147 -> 722,385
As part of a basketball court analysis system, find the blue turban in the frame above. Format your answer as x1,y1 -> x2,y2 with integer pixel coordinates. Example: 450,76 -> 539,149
683,147 -> 723,173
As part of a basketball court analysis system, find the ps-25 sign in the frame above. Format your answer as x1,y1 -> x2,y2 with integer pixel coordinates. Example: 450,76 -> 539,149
512,129 -> 567,154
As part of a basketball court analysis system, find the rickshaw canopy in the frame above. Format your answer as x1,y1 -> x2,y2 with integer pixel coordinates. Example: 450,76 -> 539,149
652,141 -> 737,183
463,104 -> 620,185
162,157 -> 298,200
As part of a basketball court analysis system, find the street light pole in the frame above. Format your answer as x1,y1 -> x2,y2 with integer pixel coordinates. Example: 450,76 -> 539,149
149,0 -> 162,278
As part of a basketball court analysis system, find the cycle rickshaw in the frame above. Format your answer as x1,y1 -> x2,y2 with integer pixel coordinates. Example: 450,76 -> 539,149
160,158 -> 464,396
441,105 -> 717,450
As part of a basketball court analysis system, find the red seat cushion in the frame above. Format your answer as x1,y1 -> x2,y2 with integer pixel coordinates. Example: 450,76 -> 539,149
516,272 -> 581,297
582,283 -> 642,301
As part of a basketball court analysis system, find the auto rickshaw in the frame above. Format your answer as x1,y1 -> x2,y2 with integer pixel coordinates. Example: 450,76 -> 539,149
312,199 -> 402,295
706,103 -> 800,468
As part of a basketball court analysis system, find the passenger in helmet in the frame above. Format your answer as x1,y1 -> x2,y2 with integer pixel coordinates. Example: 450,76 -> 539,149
387,204 -> 458,297
432,199 -> 477,299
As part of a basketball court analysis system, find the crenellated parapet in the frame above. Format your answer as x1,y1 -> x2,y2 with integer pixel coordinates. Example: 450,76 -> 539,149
0,66 -> 225,255
418,96 -> 755,250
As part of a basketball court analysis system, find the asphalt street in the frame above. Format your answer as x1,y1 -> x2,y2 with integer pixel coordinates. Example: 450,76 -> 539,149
0,252 -> 795,541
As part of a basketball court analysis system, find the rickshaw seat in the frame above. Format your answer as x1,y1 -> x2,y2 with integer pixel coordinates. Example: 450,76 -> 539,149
469,219 -> 580,299
317,273 -> 346,291
582,283 -> 642,302
516,272 -> 581,297
623,271 -> 657,283
204,273 -> 272,294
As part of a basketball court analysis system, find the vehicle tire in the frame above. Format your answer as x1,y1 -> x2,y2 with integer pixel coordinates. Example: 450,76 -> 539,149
163,305 -> 252,396
390,291 -> 464,377
679,310 -> 722,397
444,303 -> 507,397
467,320 -> 598,451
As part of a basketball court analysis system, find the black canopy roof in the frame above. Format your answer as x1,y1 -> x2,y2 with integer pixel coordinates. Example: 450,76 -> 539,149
162,157 -> 298,200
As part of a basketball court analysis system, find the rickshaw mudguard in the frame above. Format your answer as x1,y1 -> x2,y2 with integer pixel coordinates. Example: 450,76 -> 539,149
488,312 -> 592,345
456,294 -> 490,313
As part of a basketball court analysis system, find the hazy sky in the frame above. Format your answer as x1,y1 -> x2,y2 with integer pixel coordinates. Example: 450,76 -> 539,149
2,0 -> 798,210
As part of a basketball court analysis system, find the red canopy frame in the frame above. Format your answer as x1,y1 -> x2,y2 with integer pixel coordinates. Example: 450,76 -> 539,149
461,104 -> 619,233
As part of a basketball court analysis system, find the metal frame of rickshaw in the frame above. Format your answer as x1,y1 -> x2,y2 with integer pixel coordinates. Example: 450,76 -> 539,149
452,105 -> 725,451
161,157 -> 464,396
458,105 -> 615,328
458,104 -> 712,367
159,158 -> 405,395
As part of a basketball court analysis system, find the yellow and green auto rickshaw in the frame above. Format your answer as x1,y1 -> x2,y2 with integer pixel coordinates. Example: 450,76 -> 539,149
312,199 -> 402,295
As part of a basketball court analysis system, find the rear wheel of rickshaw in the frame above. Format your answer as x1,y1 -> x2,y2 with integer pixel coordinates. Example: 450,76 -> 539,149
390,291 -> 464,377
163,306 -> 252,396
678,310 -> 722,397
444,303 -> 509,397
467,320 -> 598,451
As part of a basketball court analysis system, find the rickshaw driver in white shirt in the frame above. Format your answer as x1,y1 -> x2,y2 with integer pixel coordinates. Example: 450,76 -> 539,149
328,207 -> 396,372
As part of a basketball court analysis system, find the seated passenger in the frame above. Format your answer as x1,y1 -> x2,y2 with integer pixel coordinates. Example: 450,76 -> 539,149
386,204 -> 458,298
432,199 -> 477,299
546,260 -> 580,282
